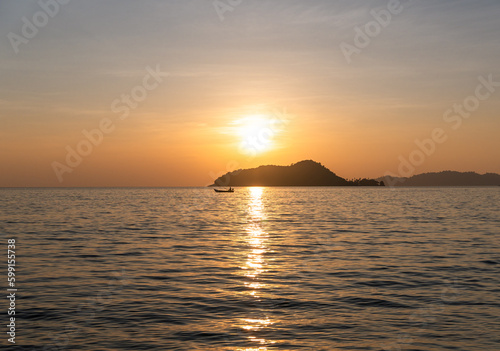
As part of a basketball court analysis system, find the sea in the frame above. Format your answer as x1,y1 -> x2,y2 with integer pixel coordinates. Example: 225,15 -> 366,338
1,187 -> 499,350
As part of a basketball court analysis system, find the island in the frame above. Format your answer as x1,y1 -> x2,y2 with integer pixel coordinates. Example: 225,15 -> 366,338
379,171 -> 500,187
210,160 -> 384,187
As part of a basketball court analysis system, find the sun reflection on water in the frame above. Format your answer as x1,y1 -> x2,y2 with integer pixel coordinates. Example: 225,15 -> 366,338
243,187 -> 267,292
238,187 -> 276,349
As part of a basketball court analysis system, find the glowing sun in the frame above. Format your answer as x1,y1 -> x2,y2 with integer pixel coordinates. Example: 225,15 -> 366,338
235,114 -> 276,155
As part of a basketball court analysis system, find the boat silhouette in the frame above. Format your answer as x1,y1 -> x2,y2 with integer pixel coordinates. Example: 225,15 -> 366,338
214,188 -> 234,193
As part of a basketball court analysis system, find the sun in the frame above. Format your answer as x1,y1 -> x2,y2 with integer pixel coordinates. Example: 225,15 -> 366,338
235,114 -> 275,155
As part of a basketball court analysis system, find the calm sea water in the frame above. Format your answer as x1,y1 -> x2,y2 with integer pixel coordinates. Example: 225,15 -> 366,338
1,187 -> 499,350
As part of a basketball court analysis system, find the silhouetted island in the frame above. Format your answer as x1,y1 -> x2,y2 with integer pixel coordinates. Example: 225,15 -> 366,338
379,171 -> 500,187
210,160 -> 384,187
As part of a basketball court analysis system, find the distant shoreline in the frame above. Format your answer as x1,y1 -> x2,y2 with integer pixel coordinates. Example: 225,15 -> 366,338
210,160 -> 500,188
1,186 -> 499,189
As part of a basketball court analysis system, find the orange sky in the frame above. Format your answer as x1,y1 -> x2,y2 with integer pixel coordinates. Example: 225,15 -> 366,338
1,1 -> 500,186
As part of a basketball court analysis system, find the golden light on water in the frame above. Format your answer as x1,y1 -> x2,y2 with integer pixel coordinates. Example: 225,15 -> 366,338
248,187 -> 264,216
238,187 -> 276,349
243,187 -> 267,283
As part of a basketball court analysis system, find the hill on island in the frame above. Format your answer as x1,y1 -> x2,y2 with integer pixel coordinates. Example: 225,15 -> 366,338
210,160 -> 383,187
379,171 -> 500,187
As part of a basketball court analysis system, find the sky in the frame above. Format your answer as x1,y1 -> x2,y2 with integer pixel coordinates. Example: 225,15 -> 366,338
1,0 -> 499,187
